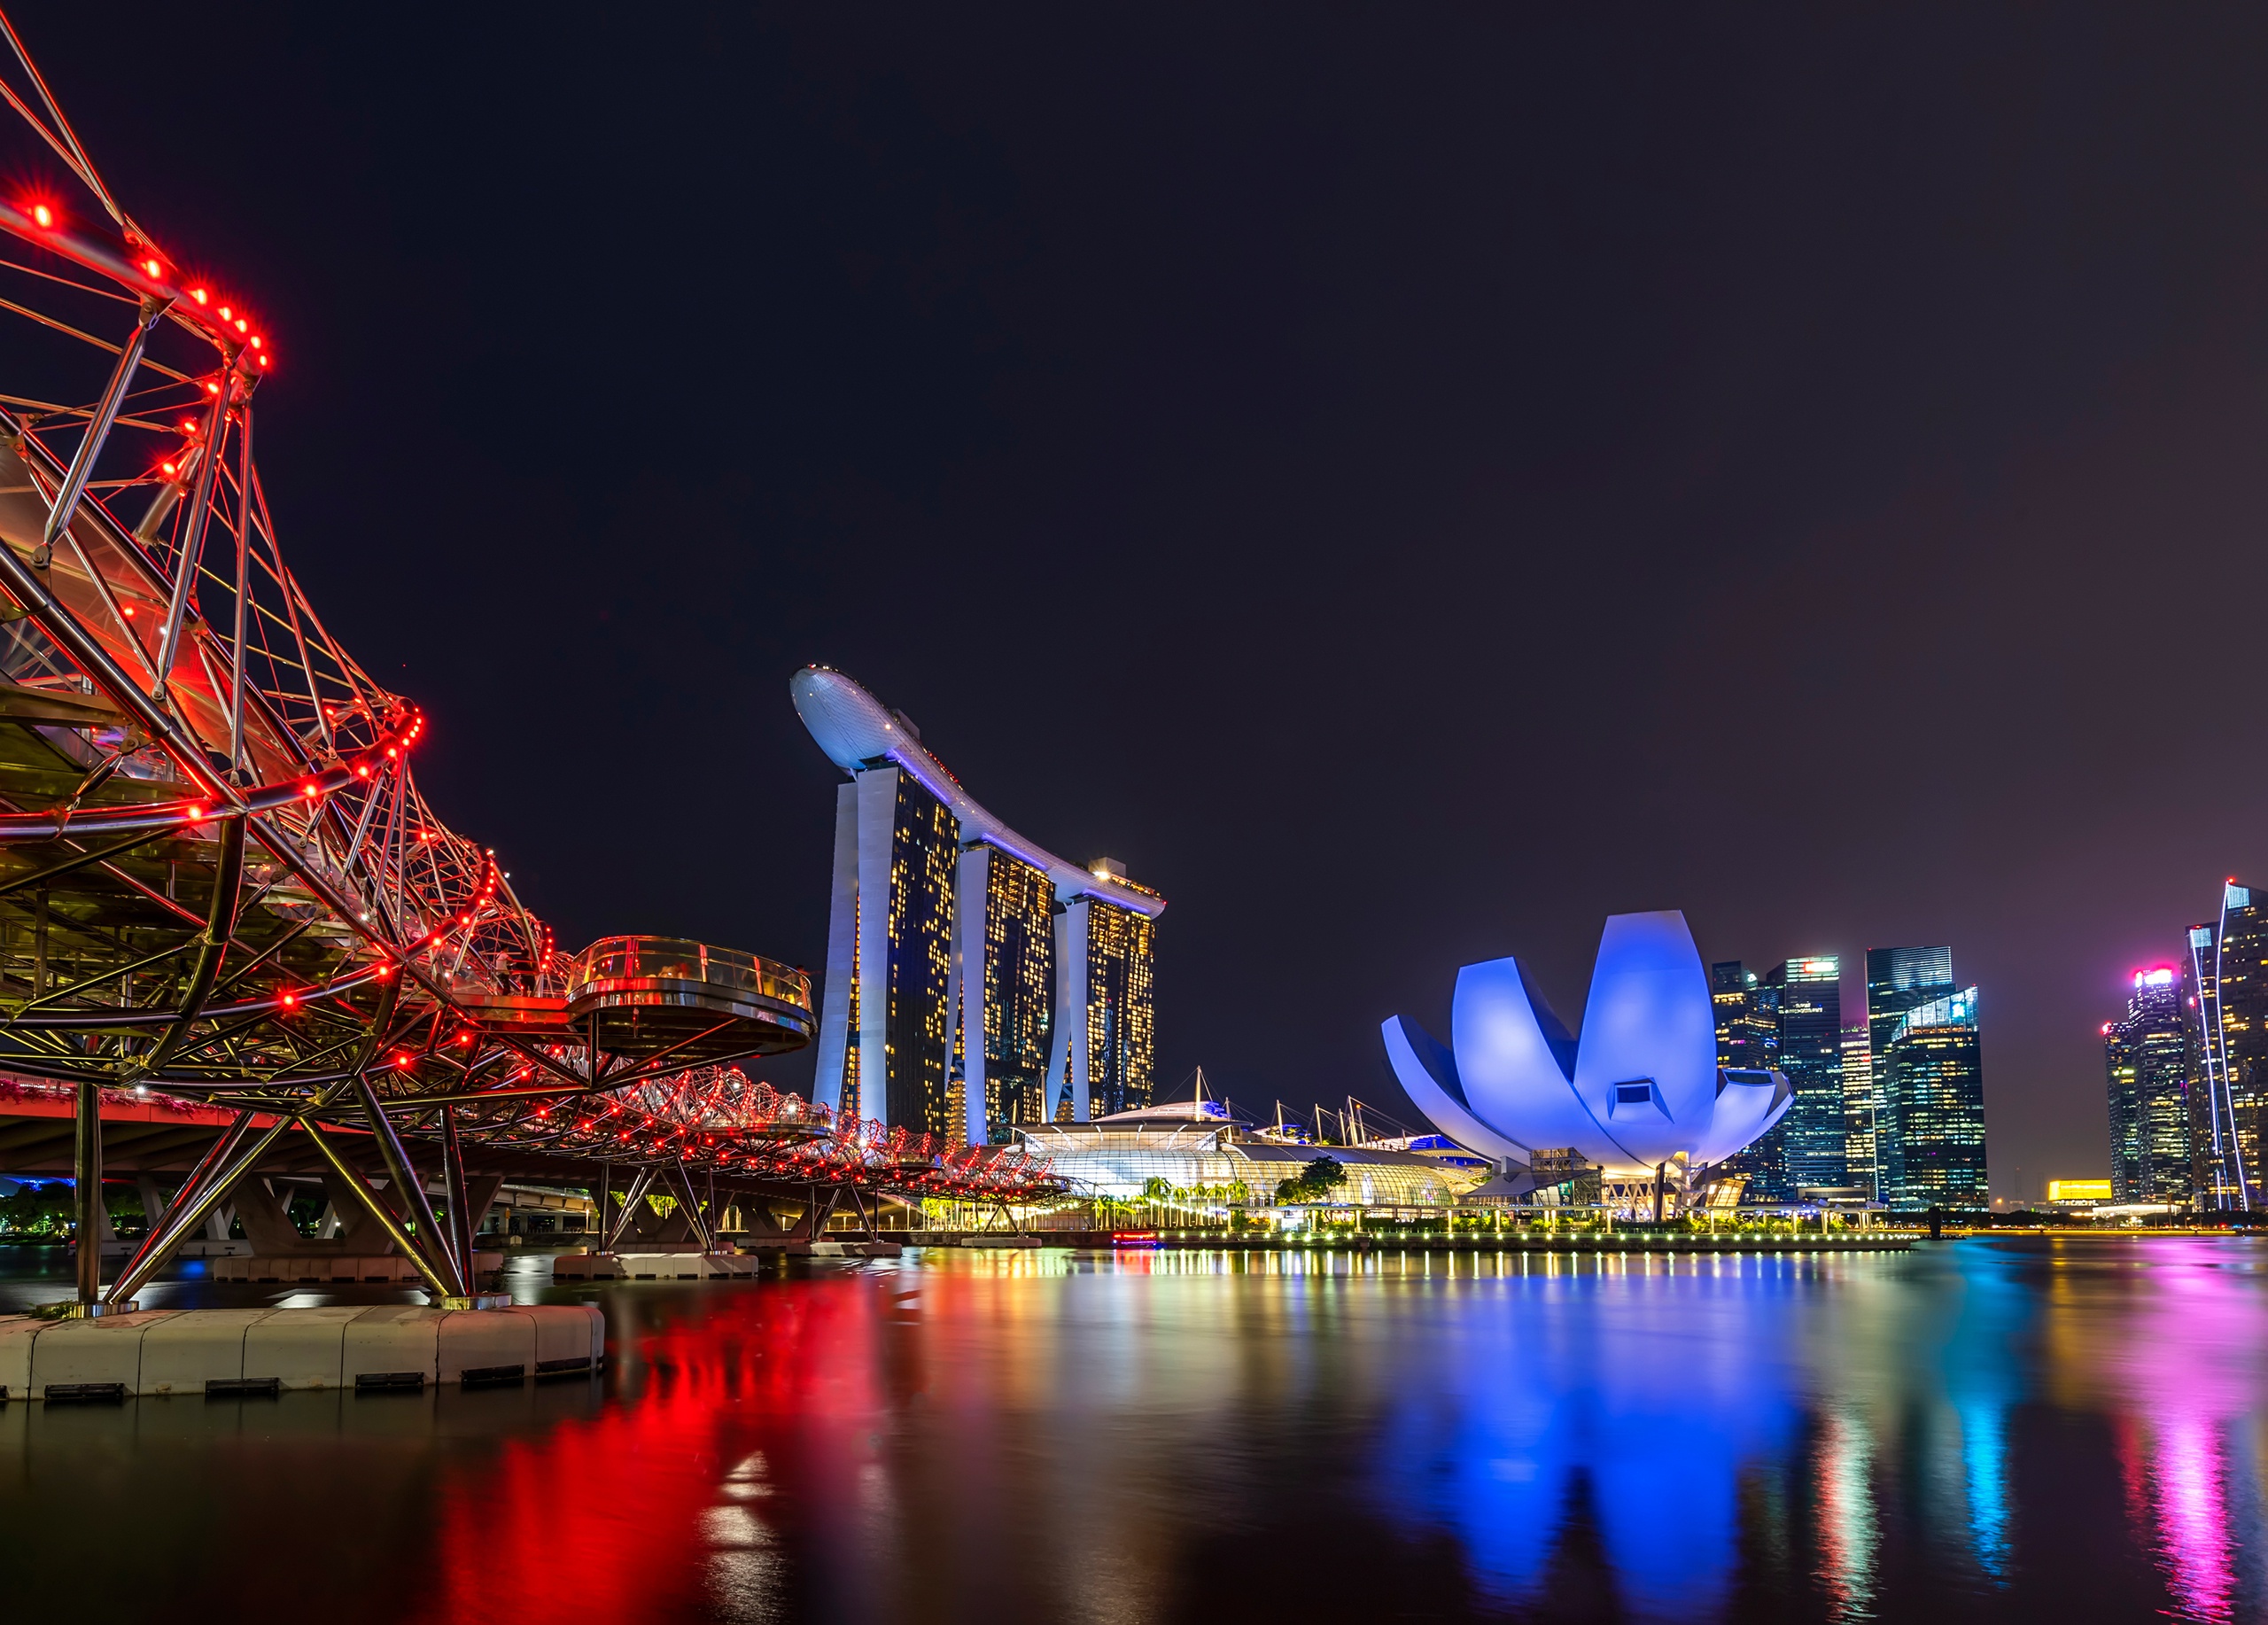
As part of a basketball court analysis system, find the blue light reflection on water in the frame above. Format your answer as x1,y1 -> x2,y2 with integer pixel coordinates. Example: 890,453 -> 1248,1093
1371,1240 -> 2268,1622
1378,1254 -> 1802,1617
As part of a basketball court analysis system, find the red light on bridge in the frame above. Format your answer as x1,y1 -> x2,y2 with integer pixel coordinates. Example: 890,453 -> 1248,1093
218,306 -> 231,321
280,991 -> 297,1007
143,258 -> 160,277
190,288 -> 208,305
28,203 -> 51,228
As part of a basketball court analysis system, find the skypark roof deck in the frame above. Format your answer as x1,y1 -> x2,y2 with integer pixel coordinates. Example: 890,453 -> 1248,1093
791,666 -> 1165,919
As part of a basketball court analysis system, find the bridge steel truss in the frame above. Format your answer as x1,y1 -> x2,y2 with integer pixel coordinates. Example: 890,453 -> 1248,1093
0,16 -> 1060,1309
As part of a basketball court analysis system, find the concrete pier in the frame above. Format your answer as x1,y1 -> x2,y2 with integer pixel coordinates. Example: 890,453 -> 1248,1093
0,1303 -> 602,1401
202,1251 -> 504,1285
552,1250 -> 766,1280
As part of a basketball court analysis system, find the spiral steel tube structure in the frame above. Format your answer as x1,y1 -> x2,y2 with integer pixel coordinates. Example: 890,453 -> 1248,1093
0,19 -> 1060,1306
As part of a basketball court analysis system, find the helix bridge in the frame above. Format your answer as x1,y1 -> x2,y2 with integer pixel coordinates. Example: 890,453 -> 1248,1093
0,15 -> 1060,1310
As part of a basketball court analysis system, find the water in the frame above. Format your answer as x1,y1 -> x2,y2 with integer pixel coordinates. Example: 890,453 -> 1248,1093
2,1237 -> 2265,1622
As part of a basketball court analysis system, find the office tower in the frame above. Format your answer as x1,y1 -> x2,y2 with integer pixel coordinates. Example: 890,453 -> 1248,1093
2105,967 -> 2192,1206
1765,956 -> 1846,1191
1841,1022 -> 1876,1199
1867,946 -> 1956,1060
1710,961 -> 1779,1071
797,667 -> 1166,1143
1865,946 -> 1957,1204
2182,942 -> 2219,1203
2189,884 -> 2268,1209
1710,961 -> 1785,1196
1877,985 -> 1988,1209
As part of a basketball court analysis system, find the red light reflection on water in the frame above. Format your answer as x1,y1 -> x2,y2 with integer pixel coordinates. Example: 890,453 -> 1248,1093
421,1284 -> 888,1624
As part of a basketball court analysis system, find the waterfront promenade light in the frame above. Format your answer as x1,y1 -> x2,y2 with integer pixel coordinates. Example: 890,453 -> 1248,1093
1382,911 -> 1792,1178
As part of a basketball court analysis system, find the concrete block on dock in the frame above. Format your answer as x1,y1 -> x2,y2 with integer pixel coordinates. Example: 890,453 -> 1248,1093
0,1303 -> 605,1398
436,1308 -> 533,1384
211,1254 -> 424,1284
555,1250 -> 764,1279
548,1251 -> 618,1280
140,1309 -> 268,1395
529,1303 -> 603,1372
0,1315 -> 42,1400
343,1305 -> 439,1387
27,1311 -> 168,1398
243,1304 -> 361,1391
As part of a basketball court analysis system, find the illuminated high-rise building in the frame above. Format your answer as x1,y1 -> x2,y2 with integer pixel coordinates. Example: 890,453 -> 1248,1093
1877,984 -> 1987,1210
2181,945 -> 2216,1201
844,767 -> 958,1133
1710,960 -> 1785,1196
1072,868 -> 1158,1120
796,668 -> 1166,1144
1710,961 -> 1778,1071
1865,946 -> 1955,1203
1765,956 -> 1846,1192
956,845 -> 1055,1137
2187,883 -> 2268,1209
2105,966 -> 2191,1206
1866,946 -> 1956,1062
1841,1022 -> 1876,1199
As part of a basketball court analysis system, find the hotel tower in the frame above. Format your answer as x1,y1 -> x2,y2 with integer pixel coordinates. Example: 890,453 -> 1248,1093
791,667 -> 1164,1144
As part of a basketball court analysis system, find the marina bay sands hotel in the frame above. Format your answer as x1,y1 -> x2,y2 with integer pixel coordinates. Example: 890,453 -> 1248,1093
791,667 -> 1164,1145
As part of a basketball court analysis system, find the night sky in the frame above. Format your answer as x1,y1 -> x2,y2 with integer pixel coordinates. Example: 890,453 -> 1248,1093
22,6 -> 2268,1197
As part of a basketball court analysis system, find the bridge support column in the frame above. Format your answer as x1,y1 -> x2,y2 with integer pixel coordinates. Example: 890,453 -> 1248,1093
73,1077 -> 100,1308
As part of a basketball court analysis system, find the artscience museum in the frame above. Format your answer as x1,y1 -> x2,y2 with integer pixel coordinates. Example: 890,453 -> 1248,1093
1383,910 -> 1791,1190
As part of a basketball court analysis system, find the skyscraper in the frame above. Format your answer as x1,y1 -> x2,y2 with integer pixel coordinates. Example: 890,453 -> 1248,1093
1866,946 -> 1956,1061
953,844 -> 1055,1138
1072,868 -> 1158,1120
1877,985 -> 1987,1210
855,766 -> 958,1134
2182,937 -> 2220,1204
1865,946 -> 1957,1204
1765,956 -> 1846,1192
2105,967 -> 2192,1206
1841,1022 -> 1876,1199
1710,961 -> 1779,1071
796,668 -> 1166,1144
2187,883 -> 2268,1209
1710,961 -> 1785,1197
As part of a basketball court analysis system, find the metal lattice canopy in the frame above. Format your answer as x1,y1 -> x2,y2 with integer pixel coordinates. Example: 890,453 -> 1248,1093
0,15 -> 1061,1306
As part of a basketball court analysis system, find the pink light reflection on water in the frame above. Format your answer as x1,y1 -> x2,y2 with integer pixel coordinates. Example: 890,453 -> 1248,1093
2153,1414 -> 2235,1622
2097,1240 -> 2264,1621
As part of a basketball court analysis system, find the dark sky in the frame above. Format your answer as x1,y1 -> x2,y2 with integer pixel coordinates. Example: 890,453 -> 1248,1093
21,6 -> 2268,1197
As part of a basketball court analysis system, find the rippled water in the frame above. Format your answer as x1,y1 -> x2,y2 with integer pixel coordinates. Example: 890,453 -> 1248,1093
2,1238 -> 2265,1622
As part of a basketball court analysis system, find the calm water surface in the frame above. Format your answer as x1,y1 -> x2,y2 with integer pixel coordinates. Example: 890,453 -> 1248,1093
2,1237 -> 2265,1622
